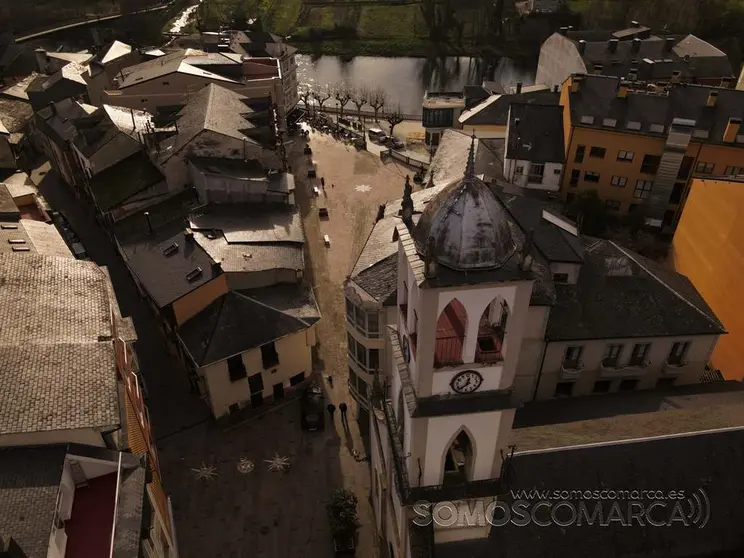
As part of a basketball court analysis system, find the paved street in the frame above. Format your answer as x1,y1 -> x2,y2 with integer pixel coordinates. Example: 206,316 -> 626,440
29,132 -> 422,558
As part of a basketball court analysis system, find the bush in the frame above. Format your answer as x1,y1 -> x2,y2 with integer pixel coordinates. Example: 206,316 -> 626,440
326,488 -> 360,537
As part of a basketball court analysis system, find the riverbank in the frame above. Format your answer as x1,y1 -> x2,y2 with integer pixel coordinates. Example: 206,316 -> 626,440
291,38 -> 537,61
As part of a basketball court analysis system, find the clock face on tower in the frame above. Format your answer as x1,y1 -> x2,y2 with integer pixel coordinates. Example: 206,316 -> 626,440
450,370 -> 483,394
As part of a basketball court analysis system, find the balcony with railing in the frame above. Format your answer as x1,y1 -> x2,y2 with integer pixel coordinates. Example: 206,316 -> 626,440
600,357 -> 649,377
664,357 -> 688,375
560,359 -> 583,379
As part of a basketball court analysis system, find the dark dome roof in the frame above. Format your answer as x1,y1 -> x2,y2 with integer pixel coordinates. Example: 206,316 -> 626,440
413,141 -> 516,271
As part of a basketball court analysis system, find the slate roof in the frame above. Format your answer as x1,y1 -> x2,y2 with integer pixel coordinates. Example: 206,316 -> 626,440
459,90 -> 559,126
163,84 -> 267,162
545,237 -> 724,341
497,192 -> 583,263
0,446 -> 66,558
568,74 -> 744,144
116,51 -> 238,89
0,72 -> 41,101
429,130 -> 504,188
556,31 -> 733,80
88,150 -> 165,211
505,103 -> 565,163
120,220 -> 219,308
0,253 -> 121,435
0,97 -> 33,134
437,426 -> 744,558
178,284 -> 320,366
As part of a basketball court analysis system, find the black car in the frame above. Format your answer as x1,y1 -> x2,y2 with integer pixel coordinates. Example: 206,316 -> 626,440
300,385 -> 325,431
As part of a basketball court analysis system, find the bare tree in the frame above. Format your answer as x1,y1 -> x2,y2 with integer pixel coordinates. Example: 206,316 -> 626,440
333,83 -> 353,122
386,104 -> 404,140
368,88 -> 387,123
298,86 -> 313,115
351,86 -> 369,127
312,85 -> 332,113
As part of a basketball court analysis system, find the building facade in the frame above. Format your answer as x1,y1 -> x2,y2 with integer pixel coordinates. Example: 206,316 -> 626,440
559,74 -> 744,228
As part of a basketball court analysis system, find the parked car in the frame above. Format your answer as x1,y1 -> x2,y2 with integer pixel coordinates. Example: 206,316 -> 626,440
368,127 -> 384,141
389,137 -> 405,150
300,385 -> 325,431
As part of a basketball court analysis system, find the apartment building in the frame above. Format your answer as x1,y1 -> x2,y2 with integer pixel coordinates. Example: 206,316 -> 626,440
116,195 -> 318,419
670,176 -> 744,381
559,74 -> 744,228
537,23 -> 734,90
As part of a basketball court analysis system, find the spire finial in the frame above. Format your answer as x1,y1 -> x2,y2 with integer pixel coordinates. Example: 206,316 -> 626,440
401,175 -> 414,229
464,132 -> 476,183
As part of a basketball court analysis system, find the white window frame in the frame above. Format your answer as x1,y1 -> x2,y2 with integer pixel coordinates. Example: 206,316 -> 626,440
634,180 -> 653,199
611,175 -> 627,187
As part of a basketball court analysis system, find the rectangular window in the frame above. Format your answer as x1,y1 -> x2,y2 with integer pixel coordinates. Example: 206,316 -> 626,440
562,346 -> 583,369
589,146 -> 606,159
619,379 -> 639,391
529,163 -> 545,184
670,183 -> 684,204
603,344 -> 623,368
634,180 -> 653,199
345,298 -> 354,321
610,175 -> 627,187
574,145 -> 586,163
593,380 -> 611,393
289,371 -> 305,386
584,171 -> 600,183
515,165 -> 524,174
553,273 -> 569,283
227,355 -> 247,382
569,169 -> 580,187
640,154 -> 661,174
629,343 -> 651,366
369,349 -> 380,370
605,199 -> 621,211
696,161 -> 714,174
617,150 -> 634,162
724,166 -> 744,175
367,312 -> 379,335
260,341 -> 279,369
248,372 -> 264,394
554,382 -> 574,397
668,341 -> 690,365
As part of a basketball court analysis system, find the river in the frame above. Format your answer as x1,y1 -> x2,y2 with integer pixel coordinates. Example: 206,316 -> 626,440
296,55 -> 536,116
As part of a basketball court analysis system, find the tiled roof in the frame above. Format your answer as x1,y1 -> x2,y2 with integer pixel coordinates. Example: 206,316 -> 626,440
89,151 -> 165,211
568,74 -> 744,144
545,237 -> 724,341
0,97 -> 33,134
0,446 -> 66,558
505,103 -> 565,163
0,253 -> 121,435
178,284 -> 320,366
459,90 -> 559,125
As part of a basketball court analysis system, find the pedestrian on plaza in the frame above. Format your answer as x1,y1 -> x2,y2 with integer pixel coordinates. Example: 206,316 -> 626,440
328,375 -> 334,387
321,177 -> 326,188
339,402 -> 348,421
332,183 -> 335,189
327,403 -> 336,421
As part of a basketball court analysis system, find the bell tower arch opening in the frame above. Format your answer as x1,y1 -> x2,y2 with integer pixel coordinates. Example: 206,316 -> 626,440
476,295 -> 509,363
442,427 -> 476,485
434,298 -> 467,368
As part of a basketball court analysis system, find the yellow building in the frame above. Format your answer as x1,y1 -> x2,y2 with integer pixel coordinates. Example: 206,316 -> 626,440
559,74 -> 744,228
670,176 -> 744,380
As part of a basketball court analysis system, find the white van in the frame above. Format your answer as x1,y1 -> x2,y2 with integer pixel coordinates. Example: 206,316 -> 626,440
368,127 -> 384,141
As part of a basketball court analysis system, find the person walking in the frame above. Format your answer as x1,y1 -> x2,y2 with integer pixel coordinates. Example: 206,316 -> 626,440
331,183 -> 335,189
321,177 -> 326,188
327,403 -> 336,421
339,402 -> 348,421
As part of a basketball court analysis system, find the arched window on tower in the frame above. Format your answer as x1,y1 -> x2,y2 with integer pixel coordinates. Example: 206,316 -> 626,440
434,298 -> 467,368
443,429 -> 474,485
476,296 -> 509,364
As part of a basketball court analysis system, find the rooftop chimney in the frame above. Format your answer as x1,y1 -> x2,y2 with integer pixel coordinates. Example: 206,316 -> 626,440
617,82 -> 629,98
628,68 -> 639,81
593,63 -> 604,75
664,37 -> 675,52
723,117 -> 742,143
631,38 -> 642,53
578,40 -> 587,55
671,70 -> 682,84
608,39 -> 619,53
631,20 -> 640,27
706,90 -> 718,107
571,75 -> 583,93
516,82 -> 523,94
559,26 -> 568,36
212,259 -> 223,273
553,84 -> 559,93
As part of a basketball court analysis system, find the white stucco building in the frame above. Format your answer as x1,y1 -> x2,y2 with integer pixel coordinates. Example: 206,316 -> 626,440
503,103 -> 565,191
